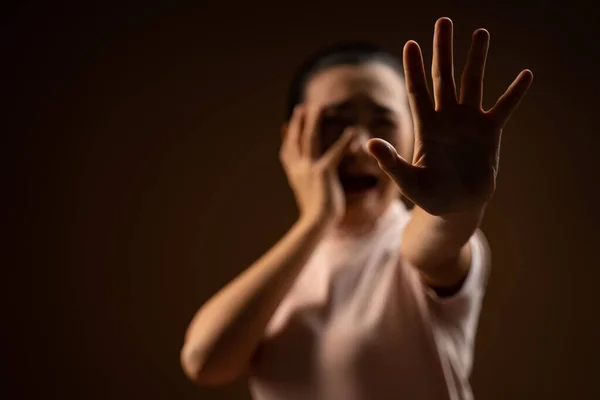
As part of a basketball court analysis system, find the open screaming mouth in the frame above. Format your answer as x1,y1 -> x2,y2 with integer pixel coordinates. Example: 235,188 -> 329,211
339,174 -> 379,193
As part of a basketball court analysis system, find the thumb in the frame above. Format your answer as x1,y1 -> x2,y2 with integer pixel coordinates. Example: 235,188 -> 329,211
367,138 -> 416,191
366,139 -> 399,169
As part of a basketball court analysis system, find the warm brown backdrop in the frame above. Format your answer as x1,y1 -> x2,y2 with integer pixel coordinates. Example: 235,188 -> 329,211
5,2 -> 599,399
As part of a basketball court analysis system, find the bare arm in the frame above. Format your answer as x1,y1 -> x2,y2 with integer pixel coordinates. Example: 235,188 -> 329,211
367,19 -> 532,289
401,206 -> 482,288
180,105 -> 356,386
180,215 -> 329,386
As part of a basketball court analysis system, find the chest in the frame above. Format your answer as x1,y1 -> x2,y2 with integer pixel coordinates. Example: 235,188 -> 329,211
251,249 -> 442,397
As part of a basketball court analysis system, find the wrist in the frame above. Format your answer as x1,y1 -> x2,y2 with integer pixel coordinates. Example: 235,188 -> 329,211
402,204 -> 485,269
414,203 -> 486,235
298,211 -> 336,236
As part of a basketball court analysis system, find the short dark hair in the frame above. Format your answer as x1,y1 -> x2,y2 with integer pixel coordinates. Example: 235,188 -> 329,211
284,42 -> 404,120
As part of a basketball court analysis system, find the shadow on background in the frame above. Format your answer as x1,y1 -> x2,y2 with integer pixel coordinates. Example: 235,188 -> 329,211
5,2 -> 599,399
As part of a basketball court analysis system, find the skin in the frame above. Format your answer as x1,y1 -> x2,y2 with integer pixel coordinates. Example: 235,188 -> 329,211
299,61 -> 414,234
180,17 -> 533,387
369,19 -> 532,285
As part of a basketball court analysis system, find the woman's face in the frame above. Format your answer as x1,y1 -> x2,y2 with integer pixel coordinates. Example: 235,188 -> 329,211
302,61 -> 414,229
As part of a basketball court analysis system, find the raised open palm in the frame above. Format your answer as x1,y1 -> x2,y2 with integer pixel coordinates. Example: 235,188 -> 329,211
368,17 -> 533,216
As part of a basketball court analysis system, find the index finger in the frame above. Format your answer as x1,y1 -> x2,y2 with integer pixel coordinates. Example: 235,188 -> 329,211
301,104 -> 324,159
282,105 -> 305,158
404,41 -> 435,126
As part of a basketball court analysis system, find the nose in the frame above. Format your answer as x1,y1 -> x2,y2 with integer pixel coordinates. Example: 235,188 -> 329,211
346,126 -> 370,154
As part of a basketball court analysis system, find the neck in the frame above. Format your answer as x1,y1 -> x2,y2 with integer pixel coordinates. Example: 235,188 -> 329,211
332,199 -> 401,238
334,214 -> 378,237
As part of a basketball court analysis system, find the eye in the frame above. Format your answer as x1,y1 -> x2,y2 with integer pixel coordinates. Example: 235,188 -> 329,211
320,115 -> 353,151
322,115 -> 351,128
321,115 -> 352,137
371,117 -> 396,128
369,118 -> 398,141
370,118 -> 398,137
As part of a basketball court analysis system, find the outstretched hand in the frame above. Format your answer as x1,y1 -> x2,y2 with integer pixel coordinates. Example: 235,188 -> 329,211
367,17 -> 533,216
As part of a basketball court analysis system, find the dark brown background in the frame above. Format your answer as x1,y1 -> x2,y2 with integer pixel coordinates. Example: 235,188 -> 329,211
5,2 -> 599,399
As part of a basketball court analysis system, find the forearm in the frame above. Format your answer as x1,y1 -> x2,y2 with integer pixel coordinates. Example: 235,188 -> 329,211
401,205 -> 485,285
181,215 -> 329,386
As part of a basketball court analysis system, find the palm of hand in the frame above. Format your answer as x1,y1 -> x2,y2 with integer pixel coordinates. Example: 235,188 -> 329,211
410,105 -> 500,214
368,18 -> 533,216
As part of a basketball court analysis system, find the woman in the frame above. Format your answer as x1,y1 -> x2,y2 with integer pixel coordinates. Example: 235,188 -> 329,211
181,17 -> 533,400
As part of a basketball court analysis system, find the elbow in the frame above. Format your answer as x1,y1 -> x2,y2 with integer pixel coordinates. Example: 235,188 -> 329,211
180,342 -> 245,387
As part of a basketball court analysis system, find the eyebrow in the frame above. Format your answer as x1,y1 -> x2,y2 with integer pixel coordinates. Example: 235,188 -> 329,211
325,100 -> 395,115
